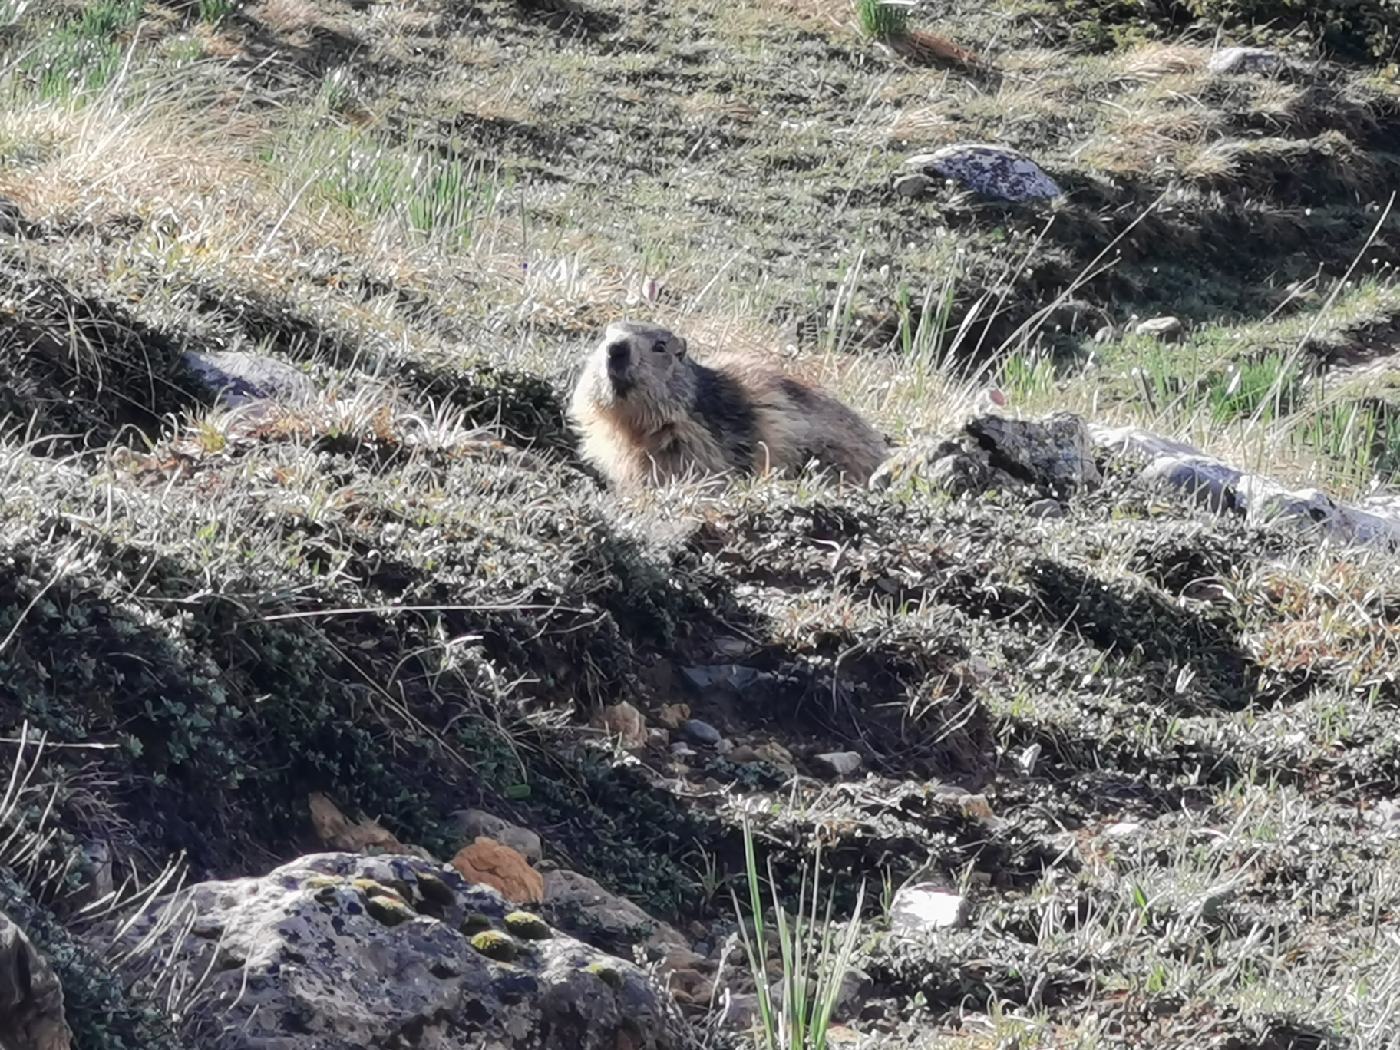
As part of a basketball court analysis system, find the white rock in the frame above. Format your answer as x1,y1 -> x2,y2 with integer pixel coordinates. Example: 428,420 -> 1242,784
1207,46 -> 1286,75
815,751 -> 863,777
1134,316 -> 1184,341
889,884 -> 970,933
905,143 -> 1061,202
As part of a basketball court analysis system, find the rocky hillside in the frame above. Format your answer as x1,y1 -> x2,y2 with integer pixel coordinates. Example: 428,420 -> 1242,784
5,1 -> 1400,1048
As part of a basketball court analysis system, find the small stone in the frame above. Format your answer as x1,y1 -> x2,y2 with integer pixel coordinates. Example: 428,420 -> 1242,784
1103,821 -> 1144,839
646,728 -> 671,748
1017,743 -> 1041,776
448,809 -> 543,864
1026,498 -> 1063,519
814,751 -> 863,777
451,837 -> 544,904
681,719 -> 722,746
656,703 -> 690,729
670,742 -> 696,758
957,794 -> 997,824
715,738 -> 734,755
596,702 -> 648,748
893,173 -> 931,197
906,143 -> 1061,202
469,929 -> 519,962
1207,46 -> 1286,75
889,883 -> 971,933
1134,316 -> 1184,341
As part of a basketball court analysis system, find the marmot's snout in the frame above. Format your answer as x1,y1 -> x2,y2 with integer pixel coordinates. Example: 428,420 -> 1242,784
605,336 -> 634,395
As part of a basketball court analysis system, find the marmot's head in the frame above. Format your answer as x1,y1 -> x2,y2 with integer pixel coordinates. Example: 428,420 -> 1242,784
572,321 -> 695,431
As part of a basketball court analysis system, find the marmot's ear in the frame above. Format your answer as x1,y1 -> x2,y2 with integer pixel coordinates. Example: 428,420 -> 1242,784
676,337 -> 688,358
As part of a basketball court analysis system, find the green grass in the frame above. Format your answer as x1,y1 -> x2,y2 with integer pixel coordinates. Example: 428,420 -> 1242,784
856,0 -> 911,40
277,128 -> 508,251
733,822 -> 866,1050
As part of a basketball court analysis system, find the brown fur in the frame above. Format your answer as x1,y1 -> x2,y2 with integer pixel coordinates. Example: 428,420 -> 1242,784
568,321 -> 889,489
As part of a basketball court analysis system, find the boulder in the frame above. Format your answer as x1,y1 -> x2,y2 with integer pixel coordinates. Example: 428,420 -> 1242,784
453,837 -> 545,903
543,869 -> 692,961
448,809 -> 544,865
873,413 -> 1100,498
99,853 -> 680,1050
906,144 -> 1061,202
1092,422 -> 1400,550
0,911 -> 71,1050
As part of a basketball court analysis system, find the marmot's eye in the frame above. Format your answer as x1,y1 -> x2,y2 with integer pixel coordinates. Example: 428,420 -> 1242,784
651,340 -> 668,354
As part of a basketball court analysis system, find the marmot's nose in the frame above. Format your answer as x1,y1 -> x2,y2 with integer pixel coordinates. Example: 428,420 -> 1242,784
607,342 -> 630,370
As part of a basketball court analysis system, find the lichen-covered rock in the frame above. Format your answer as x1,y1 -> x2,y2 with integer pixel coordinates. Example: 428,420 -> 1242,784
100,853 -> 682,1050
0,910 -> 72,1050
905,144 -> 1062,202
873,412 -> 1100,499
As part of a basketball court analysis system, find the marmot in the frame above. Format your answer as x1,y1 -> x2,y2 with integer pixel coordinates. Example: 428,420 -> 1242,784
568,320 -> 889,489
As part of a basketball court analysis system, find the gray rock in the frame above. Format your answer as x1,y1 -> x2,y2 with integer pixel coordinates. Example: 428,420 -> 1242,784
1026,498 -> 1064,519
893,173 -> 931,198
873,413 -> 1100,499
1207,46 -> 1286,75
680,665 -> 764,694
542,869 -> 692,961
1141,456 -> 1242,513
101,852 -> 681,1050
0,911 -> 71,1050
966,413 -> 1101,493
906,143 -> 1061,202
1134,316 -> 1184,341
889,883 -> 970,933
681,719 -> 722,746
814,751 -> 863,777
183,350 -> 317,408
448,809 -> 544,865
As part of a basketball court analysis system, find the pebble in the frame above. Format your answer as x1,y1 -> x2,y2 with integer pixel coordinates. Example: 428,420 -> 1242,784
889,883 -> 970,932
893,173 -> 931,197
1134,316 -> 1184,342
814,751 -> 863,777
681,719 -> 722,746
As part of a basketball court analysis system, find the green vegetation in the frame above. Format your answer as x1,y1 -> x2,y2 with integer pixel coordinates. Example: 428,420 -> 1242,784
733,823 -> 866,1050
